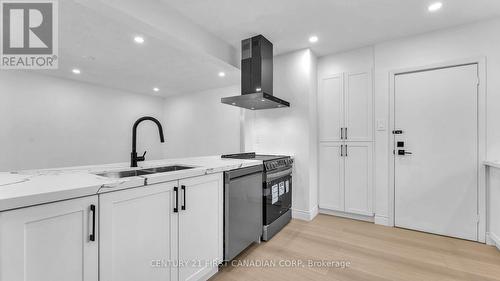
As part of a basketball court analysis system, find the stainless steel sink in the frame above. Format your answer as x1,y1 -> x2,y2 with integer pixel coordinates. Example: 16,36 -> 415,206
140,165 -> 195,173
95,170 -> 153,179
95,165 -> 195,178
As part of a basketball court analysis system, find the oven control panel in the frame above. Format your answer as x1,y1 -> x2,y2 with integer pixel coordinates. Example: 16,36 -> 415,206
265,158 -> 293,171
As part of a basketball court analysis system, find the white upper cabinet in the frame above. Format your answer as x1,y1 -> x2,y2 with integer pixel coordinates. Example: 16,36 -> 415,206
178,173 -> 223,281
0,196 -> 98,281
319,70 -> 373,142
99,181 -> 179,281
319,74 -> 344,142
345,71 -> 373,141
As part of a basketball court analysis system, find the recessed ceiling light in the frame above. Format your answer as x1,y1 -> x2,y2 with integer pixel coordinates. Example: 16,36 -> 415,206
309,35 -> 318,43
428,2 -> 442,12
72,68 -> 81,74
251,107 -> 255,110
232,102 -> 236,105
261,99 -> 266,102
218,72 -> 226,77
134,36 -> 145,44
153,87 -> 160,92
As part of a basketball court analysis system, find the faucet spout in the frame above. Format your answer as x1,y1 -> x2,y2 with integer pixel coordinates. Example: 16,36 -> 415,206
131,116 -> 165,167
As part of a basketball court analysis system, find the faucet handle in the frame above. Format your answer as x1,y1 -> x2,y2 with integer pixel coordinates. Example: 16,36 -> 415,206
137,151 -> 147,162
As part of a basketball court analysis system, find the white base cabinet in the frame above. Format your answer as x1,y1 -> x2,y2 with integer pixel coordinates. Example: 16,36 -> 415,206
99,181 -> 179,281
0,196 -> 99,281
178,174 -> 223,281
0,173 -> 224,281
344,142 -> 373,216
99,173 -> 223,281
319,142 -> 373,216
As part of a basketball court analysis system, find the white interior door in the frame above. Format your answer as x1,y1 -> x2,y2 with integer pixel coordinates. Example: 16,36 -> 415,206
394,64 -> 479,241
319,74 -> 344,141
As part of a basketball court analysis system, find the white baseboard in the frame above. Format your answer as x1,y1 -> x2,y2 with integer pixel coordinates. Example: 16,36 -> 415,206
374,215 -> 392,226
486,232 -> 500,251
292,205 -> 319,221
319,208 -> 374,223
200,266 -> 219,281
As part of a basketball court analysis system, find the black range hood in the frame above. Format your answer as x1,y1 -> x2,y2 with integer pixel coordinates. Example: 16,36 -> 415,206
221,35 -> 290,110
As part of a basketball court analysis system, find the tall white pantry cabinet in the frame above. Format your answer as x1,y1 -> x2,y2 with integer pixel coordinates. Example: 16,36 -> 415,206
318,70 -> 374,217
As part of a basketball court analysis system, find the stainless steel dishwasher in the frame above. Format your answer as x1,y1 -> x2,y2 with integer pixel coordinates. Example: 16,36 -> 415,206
224,164 -> 263,261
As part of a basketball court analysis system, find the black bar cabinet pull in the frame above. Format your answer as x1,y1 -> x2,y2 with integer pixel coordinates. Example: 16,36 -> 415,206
181,185 -> 186,210
174,186 -> 179,213
89,204 -> 96,242
345,127 -> 348,140
345,144 -> 348,157
340,128 -> 344,140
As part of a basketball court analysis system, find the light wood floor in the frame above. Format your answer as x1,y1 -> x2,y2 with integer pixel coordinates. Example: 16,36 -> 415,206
211,214 -> 500,281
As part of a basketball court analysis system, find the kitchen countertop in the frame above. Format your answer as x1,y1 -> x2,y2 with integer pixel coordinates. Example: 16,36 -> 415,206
0,156 -> 262,212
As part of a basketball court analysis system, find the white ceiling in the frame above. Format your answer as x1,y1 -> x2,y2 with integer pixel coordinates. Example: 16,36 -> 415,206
24,0 -> 500,97
30,0 -> 240,97
162,0 -> 500,56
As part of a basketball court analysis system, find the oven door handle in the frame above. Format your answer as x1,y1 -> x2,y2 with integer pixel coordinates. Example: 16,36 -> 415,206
266,168 -> 293,181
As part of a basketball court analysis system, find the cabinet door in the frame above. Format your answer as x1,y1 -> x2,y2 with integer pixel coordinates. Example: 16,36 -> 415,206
319,142 -> 345,211
100,182 -> 178,281
178,173 -> 223,281
0,196 -> 98,281
345,71 -> 373,141
344,142 -> 373,216
319,74 -> 344,142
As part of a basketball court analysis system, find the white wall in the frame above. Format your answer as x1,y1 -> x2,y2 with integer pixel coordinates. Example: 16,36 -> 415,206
0,71 -> 166,171
244,49 -> 318,218
318,18 -> 500,224
162,85 -> 241,158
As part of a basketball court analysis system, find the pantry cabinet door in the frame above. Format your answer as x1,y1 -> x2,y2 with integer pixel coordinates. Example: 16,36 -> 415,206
0,196 -> 98,281
319,142 -> 345,211
178,173 -> 223,281
319,74 -> 344,142
100,182 -> 178,281
345,71 -> 373,141
344,142 -> 373,216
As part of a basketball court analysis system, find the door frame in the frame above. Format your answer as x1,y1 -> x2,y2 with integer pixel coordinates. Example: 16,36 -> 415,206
388,57 -> 487,242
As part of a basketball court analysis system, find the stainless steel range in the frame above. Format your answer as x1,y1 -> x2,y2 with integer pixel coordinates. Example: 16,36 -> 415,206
222,152 -> 293,241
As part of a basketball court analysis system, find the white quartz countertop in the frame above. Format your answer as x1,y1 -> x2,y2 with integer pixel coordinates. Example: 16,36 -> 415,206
0,156 -> 262,212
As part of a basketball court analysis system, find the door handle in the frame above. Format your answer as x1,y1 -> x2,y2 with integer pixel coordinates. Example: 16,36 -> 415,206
397,149 -> 412,155
181,185 -> 186,210
174,186 -> 179,213
89,204 -> 96,242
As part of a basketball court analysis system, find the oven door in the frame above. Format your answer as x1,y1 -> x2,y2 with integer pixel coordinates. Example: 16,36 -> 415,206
263,168 -> 292,225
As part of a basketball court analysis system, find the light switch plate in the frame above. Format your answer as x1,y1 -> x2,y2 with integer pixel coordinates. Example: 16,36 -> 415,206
376,119 -> 387,131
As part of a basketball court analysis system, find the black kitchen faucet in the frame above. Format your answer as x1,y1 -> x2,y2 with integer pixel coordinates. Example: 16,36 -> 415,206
131,116 -> 165,167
